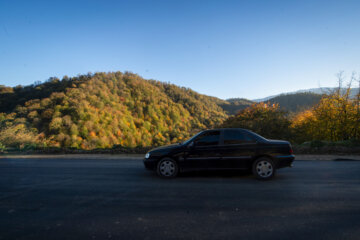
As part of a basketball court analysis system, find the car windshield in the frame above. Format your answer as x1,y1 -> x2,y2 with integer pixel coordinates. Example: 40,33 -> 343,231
181,131 -> 203,145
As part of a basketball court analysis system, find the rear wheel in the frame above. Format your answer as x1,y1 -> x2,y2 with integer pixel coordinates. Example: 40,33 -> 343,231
157,158 -> 179,178
252,157 -> 276,180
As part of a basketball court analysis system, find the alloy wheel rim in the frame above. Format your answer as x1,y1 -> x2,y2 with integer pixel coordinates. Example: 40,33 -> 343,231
160,161 -> 175,176
256,160 -> 273,178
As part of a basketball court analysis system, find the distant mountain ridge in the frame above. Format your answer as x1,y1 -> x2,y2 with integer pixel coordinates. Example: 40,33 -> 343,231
219,98 -> 253,115
225,92 -> 324,114
266,92 -> 323,113
252,87 -> 359,102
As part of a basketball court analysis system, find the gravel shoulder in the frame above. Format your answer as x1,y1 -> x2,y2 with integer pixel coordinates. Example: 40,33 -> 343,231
0,154 -> 144,159
295,154 -> 360,161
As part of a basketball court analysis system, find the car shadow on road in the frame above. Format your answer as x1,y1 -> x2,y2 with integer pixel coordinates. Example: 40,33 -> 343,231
334,158 -> 359,161
140,169 -> 253,179
141,168 -> 290,180
178,170 -> 253,179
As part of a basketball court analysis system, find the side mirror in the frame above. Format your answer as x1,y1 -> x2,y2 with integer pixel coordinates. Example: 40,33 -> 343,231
188,141 -> 195,148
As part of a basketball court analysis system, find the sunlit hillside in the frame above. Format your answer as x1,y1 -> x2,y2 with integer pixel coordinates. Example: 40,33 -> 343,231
0,72 -> 229,149
1,71 -> 358,151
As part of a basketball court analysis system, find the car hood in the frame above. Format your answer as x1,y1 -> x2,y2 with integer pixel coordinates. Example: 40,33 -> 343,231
150,143 -> 182,153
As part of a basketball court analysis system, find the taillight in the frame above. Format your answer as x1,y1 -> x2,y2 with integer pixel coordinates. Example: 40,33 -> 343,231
289,146 -> 293,154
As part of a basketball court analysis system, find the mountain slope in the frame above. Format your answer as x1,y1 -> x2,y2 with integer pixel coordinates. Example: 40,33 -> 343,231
220,93 -> 323,114
219,98 -> 254,115
0,71 -> 338,150
267,92 -> 323,113
0,72 -> 228,149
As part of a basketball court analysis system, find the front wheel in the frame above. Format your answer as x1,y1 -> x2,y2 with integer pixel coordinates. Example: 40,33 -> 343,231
157,158 -> 179,178
252,157 -> 276,180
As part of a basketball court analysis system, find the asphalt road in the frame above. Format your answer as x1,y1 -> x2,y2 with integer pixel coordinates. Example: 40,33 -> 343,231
0,157 -> 359,240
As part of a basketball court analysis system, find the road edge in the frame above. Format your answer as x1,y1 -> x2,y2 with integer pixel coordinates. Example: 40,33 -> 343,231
0,154 -> 359,161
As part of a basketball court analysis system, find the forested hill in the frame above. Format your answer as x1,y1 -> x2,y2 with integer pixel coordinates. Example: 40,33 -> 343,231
219,94 -> 323,115
0,72 -> 230,149
267,92 -> 323,113
0,71 -> 327,150
218,98 -> 253,115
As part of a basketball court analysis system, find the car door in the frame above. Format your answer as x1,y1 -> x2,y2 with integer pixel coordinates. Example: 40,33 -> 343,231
183,130 -> 221,170
218,129 -> 257,169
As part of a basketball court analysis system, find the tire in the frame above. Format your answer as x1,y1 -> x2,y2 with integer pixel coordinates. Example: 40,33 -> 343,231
252,157 -> 276,180
156,158 -> 179,178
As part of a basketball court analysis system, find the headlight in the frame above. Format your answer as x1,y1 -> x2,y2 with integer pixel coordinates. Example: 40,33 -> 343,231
145,153 -> 150,159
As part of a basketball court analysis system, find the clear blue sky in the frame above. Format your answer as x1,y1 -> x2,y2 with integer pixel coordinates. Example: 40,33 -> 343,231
1,0 -> 359,99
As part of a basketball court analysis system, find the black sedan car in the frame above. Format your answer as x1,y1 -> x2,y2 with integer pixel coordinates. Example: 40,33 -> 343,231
144,128 -> 294,180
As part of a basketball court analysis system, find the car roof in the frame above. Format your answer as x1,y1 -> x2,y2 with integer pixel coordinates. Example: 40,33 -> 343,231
203,128 -> 247,132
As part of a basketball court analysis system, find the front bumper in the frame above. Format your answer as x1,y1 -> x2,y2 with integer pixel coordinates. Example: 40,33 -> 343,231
143,158 -> 157,171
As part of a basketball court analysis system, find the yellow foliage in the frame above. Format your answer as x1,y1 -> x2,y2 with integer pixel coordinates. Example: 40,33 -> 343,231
116,130 -> 122,137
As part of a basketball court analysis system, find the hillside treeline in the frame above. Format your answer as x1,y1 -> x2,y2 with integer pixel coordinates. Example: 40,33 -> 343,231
0,72 -> 228,149
222,85 -> 360,144
0,71 -> 357,151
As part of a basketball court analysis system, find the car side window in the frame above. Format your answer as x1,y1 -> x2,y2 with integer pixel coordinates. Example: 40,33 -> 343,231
223,130 -> 255,145
194,131 -> 220,146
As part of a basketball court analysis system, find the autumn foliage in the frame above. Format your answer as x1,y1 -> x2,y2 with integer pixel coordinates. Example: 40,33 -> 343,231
0,71 -> 359,150
0,72 -> 228,149
222,77 -> 360,144
291,87 -> 360,143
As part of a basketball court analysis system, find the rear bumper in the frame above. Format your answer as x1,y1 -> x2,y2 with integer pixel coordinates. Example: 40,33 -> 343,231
275,155 -> 295,168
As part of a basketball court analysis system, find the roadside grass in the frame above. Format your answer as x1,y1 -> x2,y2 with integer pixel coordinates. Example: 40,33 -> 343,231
0,144 -> 152,155
293,140 -> 360,154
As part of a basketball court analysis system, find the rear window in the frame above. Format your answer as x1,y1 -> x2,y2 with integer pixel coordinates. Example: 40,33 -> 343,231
223,129 -> 255,145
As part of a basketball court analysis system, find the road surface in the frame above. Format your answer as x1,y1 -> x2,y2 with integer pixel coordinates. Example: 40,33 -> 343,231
0,157 -> 359,240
